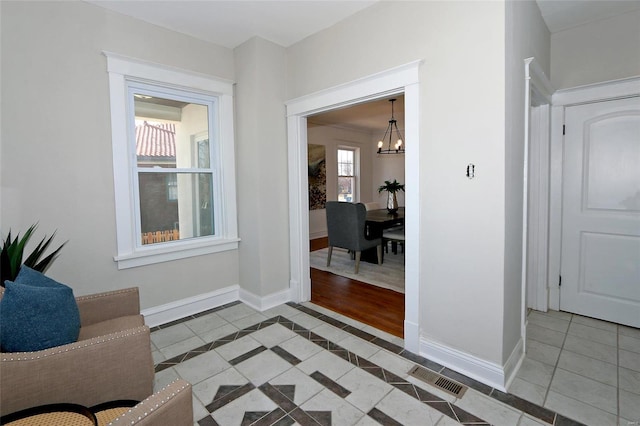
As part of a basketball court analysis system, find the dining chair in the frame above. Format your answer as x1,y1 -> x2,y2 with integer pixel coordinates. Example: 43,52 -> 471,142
364,202 -> 381,211
325,201 -> 382,273
383,227 -> 405,254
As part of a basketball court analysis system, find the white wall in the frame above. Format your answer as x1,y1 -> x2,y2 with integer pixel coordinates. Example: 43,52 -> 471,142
288,1 -> 509,366
551,10 -> 640,89
505,0 -> 551,361
370,138 -> 406,208
0,1 -> 239,309
234,37 -> 290,298
307,123 -> 375,239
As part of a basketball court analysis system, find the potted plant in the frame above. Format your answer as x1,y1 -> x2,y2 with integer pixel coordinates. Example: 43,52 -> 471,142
378,179 -> 405,213
0,224 -> 66,286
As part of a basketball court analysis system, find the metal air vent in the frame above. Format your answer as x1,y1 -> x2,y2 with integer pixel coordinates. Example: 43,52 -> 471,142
408,366 -> 468,398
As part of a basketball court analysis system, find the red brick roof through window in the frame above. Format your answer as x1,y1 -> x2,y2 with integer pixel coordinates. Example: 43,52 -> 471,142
136,121 -> 176,157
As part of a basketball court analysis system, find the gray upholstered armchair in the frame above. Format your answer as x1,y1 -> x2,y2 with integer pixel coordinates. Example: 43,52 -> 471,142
326,201 -> 382,273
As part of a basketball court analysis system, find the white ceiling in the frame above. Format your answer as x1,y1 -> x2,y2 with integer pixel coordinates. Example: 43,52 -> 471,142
535,0 -> 640,33
87,0 -> 640,51
86,0 -> 377,49
309,95 -> 405,133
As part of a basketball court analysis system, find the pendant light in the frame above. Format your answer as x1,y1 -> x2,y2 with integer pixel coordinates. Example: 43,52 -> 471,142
377,98 -> 404,154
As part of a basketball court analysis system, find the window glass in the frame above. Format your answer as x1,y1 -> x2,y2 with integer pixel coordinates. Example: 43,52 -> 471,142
131,90 -> 216,245
337,149 -> 355,202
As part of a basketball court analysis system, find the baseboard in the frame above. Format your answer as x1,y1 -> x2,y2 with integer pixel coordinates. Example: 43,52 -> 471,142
142,285 -> 240,327
309,231 -> 327,240
404,320 -> 420,353
503,338 -> 525,390
420,338 -> 510,391
239,287 -> 294,312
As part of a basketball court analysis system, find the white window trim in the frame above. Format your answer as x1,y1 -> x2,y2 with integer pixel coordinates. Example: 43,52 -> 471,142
104,51 -> 239,269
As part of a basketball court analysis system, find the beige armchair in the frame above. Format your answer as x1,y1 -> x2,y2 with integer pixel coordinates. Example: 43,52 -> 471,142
1,287 -> 156,417
99,379 -> 193,426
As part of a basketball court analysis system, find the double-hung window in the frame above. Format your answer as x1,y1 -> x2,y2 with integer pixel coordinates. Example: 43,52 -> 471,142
105,52 -> 238,269
337,148 -> 358,202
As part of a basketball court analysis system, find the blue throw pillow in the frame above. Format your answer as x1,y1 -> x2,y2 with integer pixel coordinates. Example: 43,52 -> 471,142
0,267 -> 80,352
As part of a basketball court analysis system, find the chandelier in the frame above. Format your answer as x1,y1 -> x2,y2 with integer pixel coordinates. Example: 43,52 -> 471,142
377,98 -> 404,154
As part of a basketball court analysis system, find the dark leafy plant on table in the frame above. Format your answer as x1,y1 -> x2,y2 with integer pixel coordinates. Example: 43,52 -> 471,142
378,179 -> 405,213
0,224 -> 66,286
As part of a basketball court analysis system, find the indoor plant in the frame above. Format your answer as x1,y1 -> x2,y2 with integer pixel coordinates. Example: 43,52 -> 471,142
378,179 -> 405,213
0,224 -> 66,286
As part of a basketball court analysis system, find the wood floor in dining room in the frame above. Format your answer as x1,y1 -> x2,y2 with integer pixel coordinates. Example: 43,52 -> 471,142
310,237 -> 405,338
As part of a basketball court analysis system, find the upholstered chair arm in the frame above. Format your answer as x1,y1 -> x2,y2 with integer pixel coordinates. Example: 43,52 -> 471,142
76,287 -> 141,326
108,379 -> 193,426
0,325 -> 154,417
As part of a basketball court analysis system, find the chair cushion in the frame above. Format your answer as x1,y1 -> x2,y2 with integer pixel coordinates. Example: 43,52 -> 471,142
91,400 -> 139,426
78,315 -> 145,341
0,267 -> 80,352
383,229 -> 405,240
0,403 -> 97,426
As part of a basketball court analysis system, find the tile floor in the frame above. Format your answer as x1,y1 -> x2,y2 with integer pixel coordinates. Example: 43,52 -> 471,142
149,302 -> 638,426
512,309 -> 640,426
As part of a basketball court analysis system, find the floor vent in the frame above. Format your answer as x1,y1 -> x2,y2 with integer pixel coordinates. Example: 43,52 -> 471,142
408,366 -> 468,398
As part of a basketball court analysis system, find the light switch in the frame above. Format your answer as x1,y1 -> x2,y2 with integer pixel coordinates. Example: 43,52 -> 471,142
466,164 -> 475,179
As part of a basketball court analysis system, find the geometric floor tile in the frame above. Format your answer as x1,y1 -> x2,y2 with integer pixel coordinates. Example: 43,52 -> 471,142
149,301 -> 624,426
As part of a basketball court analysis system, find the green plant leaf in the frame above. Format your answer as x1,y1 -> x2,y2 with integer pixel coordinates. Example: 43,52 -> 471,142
31,240 -> 67,273
24,231 -> 56,266
9,225 -> 37,279
0,224 -> 66,286
0,232 -> 13,285
378,179 -> 405,194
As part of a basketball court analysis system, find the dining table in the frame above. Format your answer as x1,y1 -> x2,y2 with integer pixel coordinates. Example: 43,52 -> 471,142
361,207 -> 405,264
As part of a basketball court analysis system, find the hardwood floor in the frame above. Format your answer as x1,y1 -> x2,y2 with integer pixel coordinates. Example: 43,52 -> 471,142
309,237 -> 328,252
309,237 -> 404,338
310,268 -> 404,338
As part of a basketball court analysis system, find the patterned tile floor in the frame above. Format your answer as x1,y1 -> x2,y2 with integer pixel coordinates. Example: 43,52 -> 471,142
150,301 -> 628,426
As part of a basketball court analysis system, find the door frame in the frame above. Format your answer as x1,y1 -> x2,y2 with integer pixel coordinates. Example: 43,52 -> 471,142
285,61 -> 422,352
548,76 -> 640,310
523,58 -> 553,323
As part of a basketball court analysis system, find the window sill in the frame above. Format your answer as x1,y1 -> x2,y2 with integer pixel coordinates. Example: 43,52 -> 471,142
114,237 -> 240,269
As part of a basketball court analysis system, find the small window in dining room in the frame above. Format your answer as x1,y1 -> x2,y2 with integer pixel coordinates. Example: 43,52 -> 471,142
337,148 -> 357,202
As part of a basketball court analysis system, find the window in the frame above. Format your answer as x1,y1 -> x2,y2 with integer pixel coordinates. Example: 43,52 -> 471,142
105,52 -> 238,269
337,148 -> 357,202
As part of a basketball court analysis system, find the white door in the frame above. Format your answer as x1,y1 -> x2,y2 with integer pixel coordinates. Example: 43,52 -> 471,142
560,96 -> 640,328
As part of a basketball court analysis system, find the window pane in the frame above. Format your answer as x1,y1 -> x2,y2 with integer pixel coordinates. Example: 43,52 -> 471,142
134,95 -> 209,169
339,162 -> 353,176
338,177 -> 354,202
196,139 -> 210,168
138,172 -> 214,245
337,149 -> 354,177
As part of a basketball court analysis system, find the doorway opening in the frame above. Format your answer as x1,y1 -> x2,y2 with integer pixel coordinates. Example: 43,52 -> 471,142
306,96 -> 407,337
285,61 -> 421,352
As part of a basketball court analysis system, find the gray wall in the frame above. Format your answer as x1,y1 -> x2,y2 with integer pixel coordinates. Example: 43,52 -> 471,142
551,10 -> 640,89
287,1 -> 512,364
234,37 -> 290,298
0,1 -> 239,308
505,0 -> 551,360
